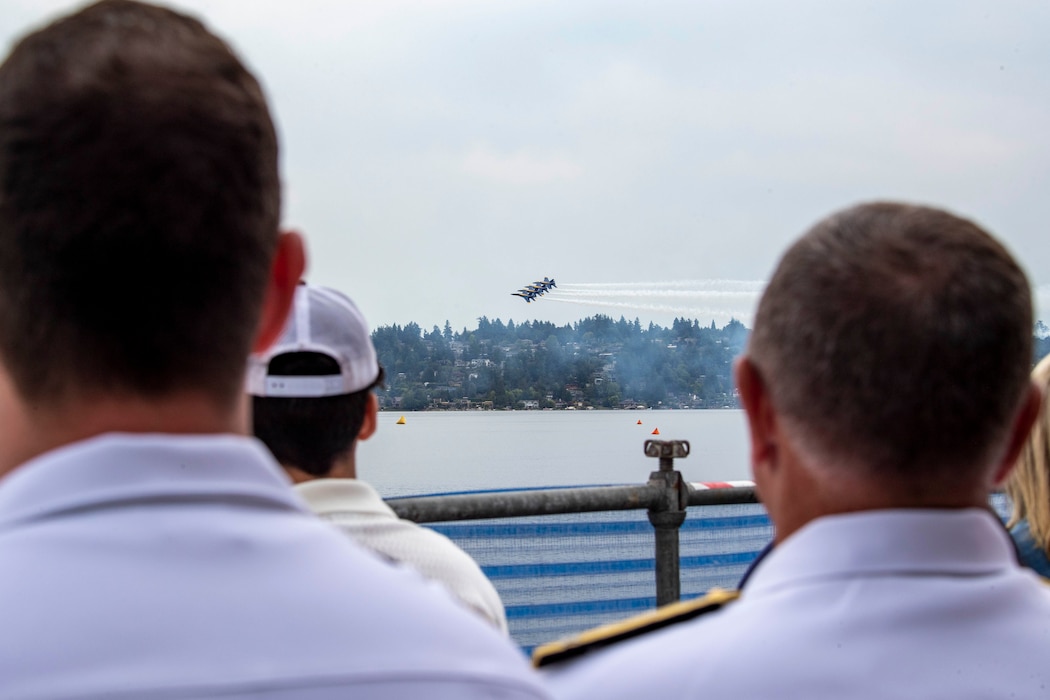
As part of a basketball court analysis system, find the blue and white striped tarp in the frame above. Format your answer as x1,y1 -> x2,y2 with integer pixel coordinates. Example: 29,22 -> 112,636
420,490 -> 1014,653
429,500 -> 773,653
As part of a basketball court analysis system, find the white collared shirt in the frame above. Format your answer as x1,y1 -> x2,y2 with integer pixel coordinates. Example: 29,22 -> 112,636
546,509 -> 1050,700
0,433 -> 548,700
296,478 -> 508,632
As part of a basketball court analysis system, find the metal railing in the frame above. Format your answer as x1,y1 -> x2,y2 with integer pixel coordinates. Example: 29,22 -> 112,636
388,445 -> 1013,653
388,439 -> 759,606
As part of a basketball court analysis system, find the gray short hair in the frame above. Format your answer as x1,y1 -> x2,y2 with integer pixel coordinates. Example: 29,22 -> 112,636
749,202 -> 1032,480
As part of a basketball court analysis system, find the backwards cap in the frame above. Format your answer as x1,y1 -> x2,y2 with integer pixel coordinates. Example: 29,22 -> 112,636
246,283 -> 379,398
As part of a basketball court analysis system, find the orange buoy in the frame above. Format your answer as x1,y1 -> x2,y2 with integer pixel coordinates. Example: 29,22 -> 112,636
651,428 -> 660,435
396,416 -> 406,425
637,419 -> 643,425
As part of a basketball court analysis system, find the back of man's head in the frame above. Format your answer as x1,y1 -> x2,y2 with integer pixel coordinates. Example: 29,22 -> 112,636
749,202 -> 1033,485
0,0 -> 279,405
249,284 -> 383,476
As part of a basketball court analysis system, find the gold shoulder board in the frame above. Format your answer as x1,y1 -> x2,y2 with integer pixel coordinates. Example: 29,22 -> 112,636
532,588 -> 740,668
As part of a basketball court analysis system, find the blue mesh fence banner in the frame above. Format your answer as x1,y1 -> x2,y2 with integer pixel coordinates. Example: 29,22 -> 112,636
421,490 -> 1014,654
429,501 -> 773,653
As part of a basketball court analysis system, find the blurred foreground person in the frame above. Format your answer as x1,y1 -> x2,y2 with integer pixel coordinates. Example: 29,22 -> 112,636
541,202 -> 1050,699
0,2 -> 547,698
1006,354 -> 1050,577
249,282 -> 508,631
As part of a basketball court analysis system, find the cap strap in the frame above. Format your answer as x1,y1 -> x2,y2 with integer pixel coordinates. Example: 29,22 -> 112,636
260,374 -> 349,398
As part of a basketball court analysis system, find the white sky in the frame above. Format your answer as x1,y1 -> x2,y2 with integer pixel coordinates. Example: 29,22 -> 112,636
5,0 -> 1049,331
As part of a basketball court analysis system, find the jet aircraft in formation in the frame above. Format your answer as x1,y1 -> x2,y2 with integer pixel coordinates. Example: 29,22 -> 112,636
511,277 -> 556,302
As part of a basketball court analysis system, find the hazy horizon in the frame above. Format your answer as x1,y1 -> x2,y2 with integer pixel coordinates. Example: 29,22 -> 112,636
6,1 -> 1048,331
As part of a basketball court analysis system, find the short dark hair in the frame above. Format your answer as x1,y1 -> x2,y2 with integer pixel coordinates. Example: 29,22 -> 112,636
252,353 -> 384,476
749,202 -> 1033,480
0,0 -> 279,403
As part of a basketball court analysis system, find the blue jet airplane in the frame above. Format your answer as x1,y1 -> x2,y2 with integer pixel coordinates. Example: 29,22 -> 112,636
533,277 -> 556,291
511,277 -> 557,302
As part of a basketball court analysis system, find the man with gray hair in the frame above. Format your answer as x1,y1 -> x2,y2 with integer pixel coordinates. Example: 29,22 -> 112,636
543,202 -> 1050,699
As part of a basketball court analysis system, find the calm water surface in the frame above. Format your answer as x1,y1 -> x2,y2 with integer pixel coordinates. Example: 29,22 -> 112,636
358,409 -> 751,497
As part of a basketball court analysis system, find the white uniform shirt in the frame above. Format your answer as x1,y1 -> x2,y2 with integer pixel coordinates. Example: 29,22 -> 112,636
296,478 -> 508,632
546,509 -> 1050,700
0,433 -> 548,700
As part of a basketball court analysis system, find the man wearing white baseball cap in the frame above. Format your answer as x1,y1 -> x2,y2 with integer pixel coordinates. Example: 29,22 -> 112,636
249,282 -> 508,632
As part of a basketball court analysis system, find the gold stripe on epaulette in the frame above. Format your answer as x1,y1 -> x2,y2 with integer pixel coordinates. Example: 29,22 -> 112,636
532,588 -> 740,668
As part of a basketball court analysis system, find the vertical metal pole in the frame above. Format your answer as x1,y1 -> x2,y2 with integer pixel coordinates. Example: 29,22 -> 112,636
645,439 -> 690,607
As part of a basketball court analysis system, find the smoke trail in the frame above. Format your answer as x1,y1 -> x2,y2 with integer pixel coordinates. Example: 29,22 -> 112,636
557,288 -> 760,299
539,279 -> 1050,329
525,279 -> 764,324
559,279 -> 765,291
541,279 -> 762,322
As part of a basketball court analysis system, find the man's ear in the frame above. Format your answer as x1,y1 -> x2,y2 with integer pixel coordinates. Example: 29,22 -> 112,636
357,393 -> 379,442
992,380 -> 1044,486
734,355 -> 778,473
252,230 -> 306,354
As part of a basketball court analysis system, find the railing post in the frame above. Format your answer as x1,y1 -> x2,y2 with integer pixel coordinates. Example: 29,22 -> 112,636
645,439 -> 690,607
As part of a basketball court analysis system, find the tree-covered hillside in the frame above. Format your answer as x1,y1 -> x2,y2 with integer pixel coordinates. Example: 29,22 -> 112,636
373,315 -> 743,410
372,315 -> 1050,411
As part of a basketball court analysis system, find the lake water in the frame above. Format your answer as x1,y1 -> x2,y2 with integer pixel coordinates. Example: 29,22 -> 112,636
358,409 -> 752,497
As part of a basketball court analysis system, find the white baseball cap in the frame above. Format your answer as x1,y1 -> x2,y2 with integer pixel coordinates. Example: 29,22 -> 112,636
246,283 -> 380,398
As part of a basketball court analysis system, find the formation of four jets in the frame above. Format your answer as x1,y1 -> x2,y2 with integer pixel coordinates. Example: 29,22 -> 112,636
511,277 -> 556,303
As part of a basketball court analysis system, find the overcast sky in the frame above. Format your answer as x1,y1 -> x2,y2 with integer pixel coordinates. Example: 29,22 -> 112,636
6,0 -> 1049,332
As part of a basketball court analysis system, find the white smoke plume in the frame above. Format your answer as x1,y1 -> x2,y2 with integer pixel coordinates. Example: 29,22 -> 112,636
534,280 -> 1049,332
543,280 -> 765,326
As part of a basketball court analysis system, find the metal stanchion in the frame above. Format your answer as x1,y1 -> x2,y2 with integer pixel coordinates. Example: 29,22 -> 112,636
645,439 -> 690,606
